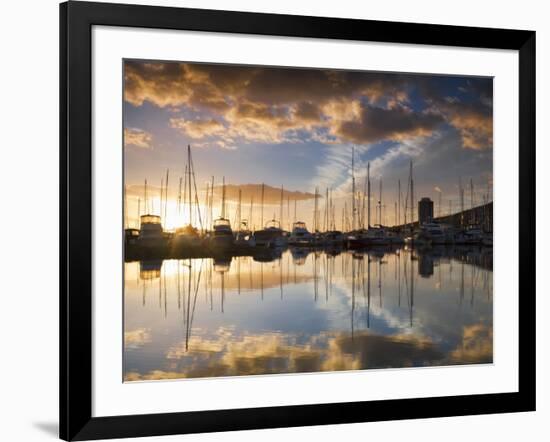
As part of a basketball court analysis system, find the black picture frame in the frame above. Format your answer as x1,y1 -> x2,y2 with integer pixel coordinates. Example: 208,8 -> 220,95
60,1 -> 536,440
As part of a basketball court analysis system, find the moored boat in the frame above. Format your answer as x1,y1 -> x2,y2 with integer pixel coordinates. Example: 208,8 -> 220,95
420,222 -> 450,245
210,217 -> 234,249
455,225 -> 483,245
254,220 -> 287,248
234,220 -> 256,247
288,221 -> 314,246
324,230 -> 345,246
137,214 -> 167,248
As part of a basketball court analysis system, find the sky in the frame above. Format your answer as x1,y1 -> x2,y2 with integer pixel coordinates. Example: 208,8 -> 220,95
123,60 -> 493,231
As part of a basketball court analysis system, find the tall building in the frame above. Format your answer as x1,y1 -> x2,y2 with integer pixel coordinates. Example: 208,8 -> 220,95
418,197 -> 434,224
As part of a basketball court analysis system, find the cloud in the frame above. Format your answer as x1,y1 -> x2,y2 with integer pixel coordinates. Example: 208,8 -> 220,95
446,107 -> 492,150
334,105 -> 444,145
125,328 -> 447,381
124,62 -> 416,147
124,62 -> 232,111
216,183 -> 317,204
447,324 -> 493,364
125,328 -> 152,349
126,183 -> 175,199
422,78 -> 493,150
124,127 -> 152,149
169,117 -> 225,139
124,60 -> 492,156
293,101 -> 323,123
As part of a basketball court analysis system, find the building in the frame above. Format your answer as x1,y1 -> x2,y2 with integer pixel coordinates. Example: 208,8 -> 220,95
418,197 -> 434,225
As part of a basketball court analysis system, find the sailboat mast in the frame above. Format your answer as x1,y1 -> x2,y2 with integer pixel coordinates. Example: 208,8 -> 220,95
470,178 -> 474,224
203,182 -> 210,230
137,198 -> 141,228
182,165 -> 188,223
144,179 -> 148,214
261,183 -> 265,227
367,162 -> 371,229
470,178 -> 474,209
287,195 -> 290,231
187,145 -> 192,226
249,196 -> 254,230
210,176 -> 214,230
177,177 -> 182,216
324,188 -> 329,232
164,169 -> 169,224
379,179 -> 382,225
188,146 -> 203,230
280,185 -> 284,226
314,187 -> 319,232
344,201 -> 348,232
398,179 -> 401,227
160,177 -> 164,220
330,189 -> 334,230
238,188 -> 242,229
221,176 -> 226,219
409,161 -> 414,226
351,147 -> 356,231
361,171 -> 367,229
459,177 -> 464,227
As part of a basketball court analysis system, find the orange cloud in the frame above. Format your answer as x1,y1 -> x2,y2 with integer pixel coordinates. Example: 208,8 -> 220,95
124,61 -> 492,150
447,111 -> 493,150
124,127 -> 152,149
124,328 -> 152,349
169,117 -> 225,139
216,183 -> 316,204
448,324 -> 493,364
125,329 -> 446,381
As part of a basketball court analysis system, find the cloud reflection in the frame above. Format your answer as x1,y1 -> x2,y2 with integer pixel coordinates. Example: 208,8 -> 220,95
125,326 -> 485,381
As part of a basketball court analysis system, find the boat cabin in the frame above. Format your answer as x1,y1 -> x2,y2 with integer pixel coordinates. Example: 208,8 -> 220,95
264,219 -> 282,231
140,214 -> 161,226
213,218 -> 233,236
138,214 -> 164,246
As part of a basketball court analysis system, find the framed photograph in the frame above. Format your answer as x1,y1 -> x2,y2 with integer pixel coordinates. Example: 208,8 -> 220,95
60,1 -> 535,440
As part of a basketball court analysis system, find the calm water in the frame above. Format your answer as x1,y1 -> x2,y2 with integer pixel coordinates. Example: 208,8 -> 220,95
124,246 -> 493,381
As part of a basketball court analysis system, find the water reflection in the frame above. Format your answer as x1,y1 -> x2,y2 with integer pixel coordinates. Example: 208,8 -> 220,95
124,246 -> 493,381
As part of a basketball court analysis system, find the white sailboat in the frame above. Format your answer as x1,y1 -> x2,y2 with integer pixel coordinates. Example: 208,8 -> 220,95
288,221 -> 314,246
211,177 -> 234,249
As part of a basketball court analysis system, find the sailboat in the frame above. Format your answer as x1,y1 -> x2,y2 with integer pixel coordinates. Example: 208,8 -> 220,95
322,188 -> 345,246
210,177 -> 234,249
253,183 -> 287,248
346,151 -> 368,248
234,188 -> 256,247
235,220 -> 256,247
287,198 -> 314,246
347,160 -> 392,247
174,146 -> 202,250
454,225 -> 483,245
288,221 -> 314,246
419,221 -> 451,245
137,179 -> 167,249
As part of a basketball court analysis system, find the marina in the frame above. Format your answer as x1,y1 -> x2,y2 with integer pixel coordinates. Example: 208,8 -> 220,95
125,145 -> 493,261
